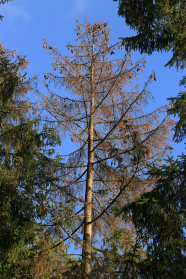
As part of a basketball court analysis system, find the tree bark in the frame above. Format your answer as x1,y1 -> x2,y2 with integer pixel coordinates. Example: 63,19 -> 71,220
82,30 -> 95,279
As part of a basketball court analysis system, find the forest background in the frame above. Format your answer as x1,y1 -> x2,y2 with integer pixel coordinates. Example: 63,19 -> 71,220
0,0 -> 186,278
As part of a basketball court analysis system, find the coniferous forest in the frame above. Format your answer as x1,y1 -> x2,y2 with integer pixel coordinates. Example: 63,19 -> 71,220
0,0 -> 186,278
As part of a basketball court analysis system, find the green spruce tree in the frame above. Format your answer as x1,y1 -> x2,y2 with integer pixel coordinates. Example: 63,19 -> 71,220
113,0 -> 186,70
0,44 -> 72,278
113,75 -> 186,279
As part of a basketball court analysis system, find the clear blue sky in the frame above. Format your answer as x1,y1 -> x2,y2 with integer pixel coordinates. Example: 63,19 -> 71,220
0,0 -> 185,156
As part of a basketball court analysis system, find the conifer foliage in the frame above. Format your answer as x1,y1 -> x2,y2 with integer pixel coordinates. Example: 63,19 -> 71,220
113,0 -> 186,70
114,155 -> 186,278
35,19 -> 174,278
0,44 -> 69,278
112,1 -> 186,277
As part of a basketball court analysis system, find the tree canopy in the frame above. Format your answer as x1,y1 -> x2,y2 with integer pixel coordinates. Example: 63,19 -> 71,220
114,154 -> 186,278
110,2 -> 186,271
0,43 -> 72,278
114,0 -> 186,70
33,19 -> 174,278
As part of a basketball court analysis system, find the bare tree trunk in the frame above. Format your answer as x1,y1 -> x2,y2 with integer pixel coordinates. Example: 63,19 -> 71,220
82,31 -> 95,279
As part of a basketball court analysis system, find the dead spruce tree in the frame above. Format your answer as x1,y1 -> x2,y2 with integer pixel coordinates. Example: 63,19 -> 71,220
34,20 -> 174,278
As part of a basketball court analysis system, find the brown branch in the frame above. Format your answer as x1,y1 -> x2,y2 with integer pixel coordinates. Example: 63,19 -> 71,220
92,75 -> 153,152
88,157 -> 140,225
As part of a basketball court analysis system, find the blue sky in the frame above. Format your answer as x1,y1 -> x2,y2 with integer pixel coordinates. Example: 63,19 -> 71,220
0,0 -> 185,156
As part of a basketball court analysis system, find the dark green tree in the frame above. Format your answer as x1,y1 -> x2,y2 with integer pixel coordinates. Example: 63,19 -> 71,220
112,71 -> 186,279
113,0 -> 186,70
167,90 -> 186,143
111,3 -> 186,276
114,155 -> 186,278
0,44 -> 73,278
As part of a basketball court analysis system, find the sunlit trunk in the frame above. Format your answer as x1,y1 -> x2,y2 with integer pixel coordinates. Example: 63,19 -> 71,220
82,31 -> 95,279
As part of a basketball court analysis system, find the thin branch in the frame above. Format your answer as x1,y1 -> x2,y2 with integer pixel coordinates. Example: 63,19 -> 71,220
88,157 -> 140,225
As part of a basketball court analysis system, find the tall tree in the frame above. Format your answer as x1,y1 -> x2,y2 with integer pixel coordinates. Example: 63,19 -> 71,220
114,99 -> 186,278
113,0 -> 186,70
112,2 -> 186,275
34,19 -> 174,278
0,43 -> 73,278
